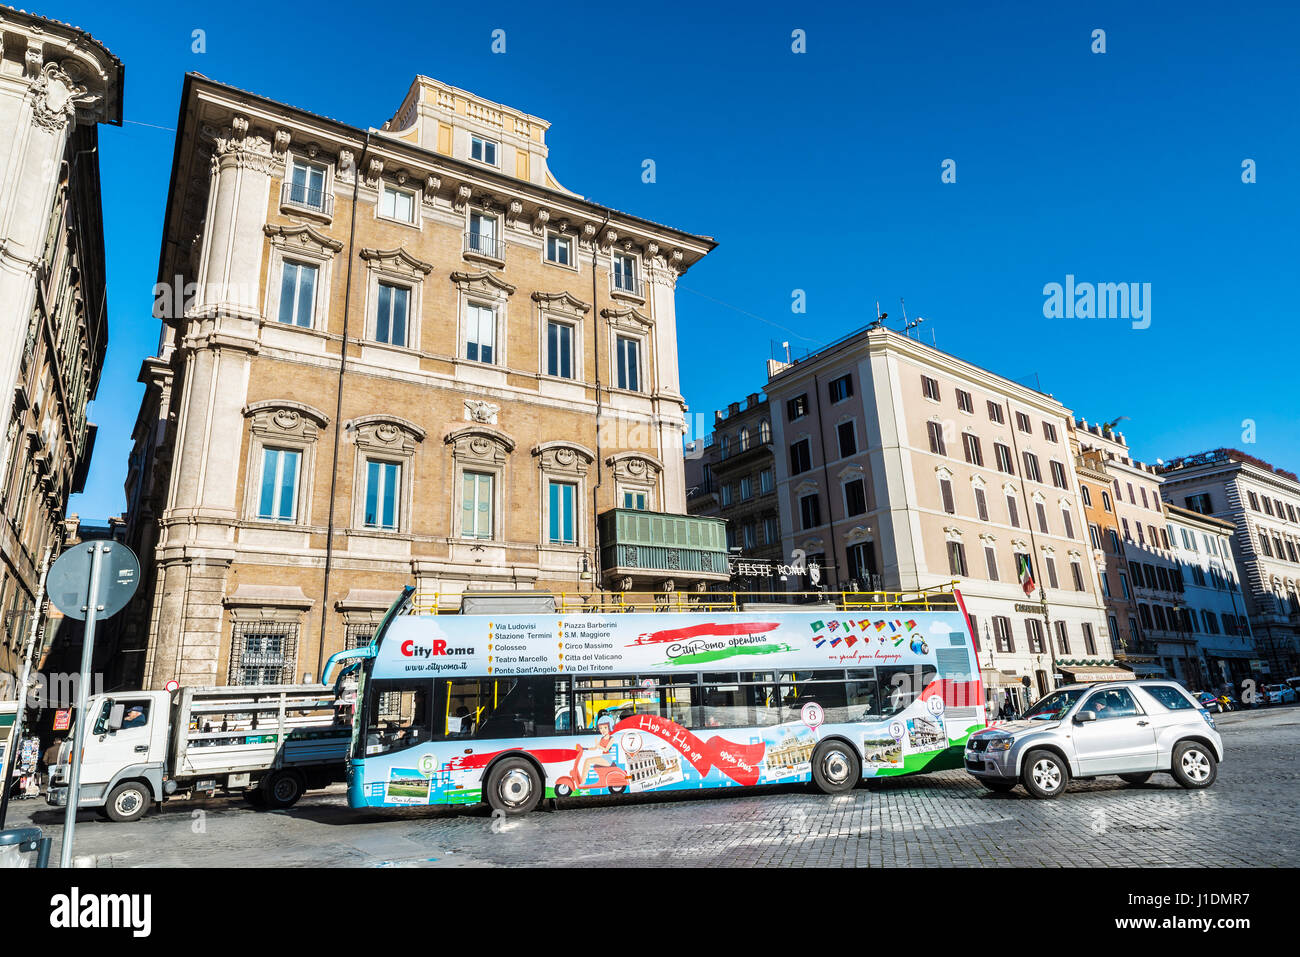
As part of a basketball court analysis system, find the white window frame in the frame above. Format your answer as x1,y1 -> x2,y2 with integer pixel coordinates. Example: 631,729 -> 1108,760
545,478 -> 580,546
361,457 -> 403,531
274,258 -> 320,329
460,469 -> 496,540
543,316 -> 577,381
544,230 -> 576,270
377,182 -> 418,225
470,134 -> 499,167
255,446 -> 302,523
463,300 -> 499,365
614,332 -> 645,393
284,156 -> 331,214
611,251 -> 639,296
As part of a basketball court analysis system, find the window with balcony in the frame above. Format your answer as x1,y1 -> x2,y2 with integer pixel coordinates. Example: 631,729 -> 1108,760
467,212 -> 502,260
286,159 -> 328,212
612,253 -> 639,295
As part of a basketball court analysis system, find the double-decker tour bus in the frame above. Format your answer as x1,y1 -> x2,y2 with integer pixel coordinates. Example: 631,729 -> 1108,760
338,585 -> 984,815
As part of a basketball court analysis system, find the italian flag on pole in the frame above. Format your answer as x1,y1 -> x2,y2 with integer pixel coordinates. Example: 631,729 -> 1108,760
1017,554 -> 1036,596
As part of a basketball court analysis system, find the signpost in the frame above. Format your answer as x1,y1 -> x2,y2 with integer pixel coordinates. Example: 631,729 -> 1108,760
45,541 -> 139,868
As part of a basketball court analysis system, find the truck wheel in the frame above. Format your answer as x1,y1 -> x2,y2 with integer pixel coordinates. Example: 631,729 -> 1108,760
1119,771 -> 1153,785
1021,750 -> 1069,799
261,770 -> 305,809
1170,741 -> 1217,789
105,781 -> 152,822
485,758 -> 542,815
811,739 -> 860,794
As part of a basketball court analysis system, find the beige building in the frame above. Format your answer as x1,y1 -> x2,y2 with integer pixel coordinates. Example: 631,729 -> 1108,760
765,325 -> 1116,704
122,73 -> 722,690
0,9 -> 121,688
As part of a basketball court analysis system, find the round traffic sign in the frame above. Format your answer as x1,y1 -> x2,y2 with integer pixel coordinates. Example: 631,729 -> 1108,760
47,542 -> 140,621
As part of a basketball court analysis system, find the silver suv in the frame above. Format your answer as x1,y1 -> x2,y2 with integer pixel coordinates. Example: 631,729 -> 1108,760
965,680 -> 1223,798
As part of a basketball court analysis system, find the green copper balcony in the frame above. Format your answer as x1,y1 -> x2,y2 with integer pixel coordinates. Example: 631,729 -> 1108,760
598,509 -> 731,587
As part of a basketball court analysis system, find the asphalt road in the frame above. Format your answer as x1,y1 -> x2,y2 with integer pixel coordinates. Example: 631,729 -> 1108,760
9,705 -> 1298,867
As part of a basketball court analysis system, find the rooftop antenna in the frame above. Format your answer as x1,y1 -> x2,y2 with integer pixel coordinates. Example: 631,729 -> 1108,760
901,297 -> 925,338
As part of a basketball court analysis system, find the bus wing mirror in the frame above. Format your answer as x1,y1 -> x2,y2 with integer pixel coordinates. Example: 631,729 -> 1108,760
106,703 -> 125,732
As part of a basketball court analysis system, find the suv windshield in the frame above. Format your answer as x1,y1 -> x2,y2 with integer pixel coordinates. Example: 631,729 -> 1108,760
1020,688 -> 1087,721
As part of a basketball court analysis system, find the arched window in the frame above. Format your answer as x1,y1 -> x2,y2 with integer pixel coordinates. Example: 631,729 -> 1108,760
739,427 -> 751,452
759,419 -> 772,443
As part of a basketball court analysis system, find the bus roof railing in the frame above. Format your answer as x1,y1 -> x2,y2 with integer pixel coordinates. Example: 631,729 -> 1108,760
405,582 -> 962,616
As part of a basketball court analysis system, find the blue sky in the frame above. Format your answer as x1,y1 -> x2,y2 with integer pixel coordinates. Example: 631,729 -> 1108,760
60,0 -> 1300,520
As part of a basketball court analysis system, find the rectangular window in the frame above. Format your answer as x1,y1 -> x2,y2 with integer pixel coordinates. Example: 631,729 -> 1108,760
1120,571 -> 1130,600
845,542 -> 878,587
1006,494 -> 1020,528
548,481 -> 576,545
1089,523 -> 1101,548
470,135 -> 498,166
927,421 -> 947,456
1026,618 -> 1045,653
962,433 -> 983,466
947,541 -> 968,576
616,336 -> 641,391
800,494 -> 821,530
468,212 -> 498,257
1071,561 -> 1085,591
720,484 -> 732,507
845,478 -> 867,516
786,394 -> 808,421
1262,498 -> 1274,516
364,460 -> 401,530
994,443 -> 1014,474
921,375 -> 940,401
974,486 -> 989,521
464,303 -> 496,363
740,476 -> 753,500
939,478 -> 956,514
623,490 -> 648,510
1247,490 -> 1260,510
760,469 -> 774,494
278,261 -> 317,327
1036,501 -> 1050,534
1015,412 -> 1031,433
1186,492 -> 1212,514
837,421 -> 857,458
1054,621 -> 1070,655
956,389 -> 973,413
545,233 -> 572,266
230,622 -> 299,686
1022,452 -> 1042,483
790,439 -> 812,475
1050,460 -> 1068,489
993,616 -> 1014,653
375,282 -> 409,347
1101,571 -> 1111,598
257,448 -> 300,522
546,320 -> 573,378
1042,422 -> 1058,443
461,471 -> 494,539
828,374 -> 853,402
984,545 -> 999,580
1061,508 -> 1074,539
1045,557 -> 1059,589
1082,622 -> 1097,655
379,185 -> 414,222
987,401 -> 1004,424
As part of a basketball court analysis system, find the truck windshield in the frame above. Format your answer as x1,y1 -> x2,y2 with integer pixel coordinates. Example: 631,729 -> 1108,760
1021,688 -> 1086,721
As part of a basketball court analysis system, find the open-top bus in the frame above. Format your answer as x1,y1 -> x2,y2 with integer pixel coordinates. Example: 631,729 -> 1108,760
340,585 -> 985,815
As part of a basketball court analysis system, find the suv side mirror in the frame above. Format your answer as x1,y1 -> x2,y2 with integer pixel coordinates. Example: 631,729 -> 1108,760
106,703 -> 125,732
1073,710 -> 1097,724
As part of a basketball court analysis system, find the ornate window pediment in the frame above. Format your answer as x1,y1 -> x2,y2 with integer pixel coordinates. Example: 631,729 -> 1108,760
844,524 -> 873,545
360,246 -> 433,278
979,532 -> 997,544
837,464 -> 865,481
794,479 -> 819,496
450,269 -> 516,297
1032,491 -> 1046,504
1003,482 -> 1018,495
606,451 -> 662,482
600,304 -> 651,332
971,474 -> 987,490
243,400 -> 330,441
446,425 -> 515,465
348,414 -> 425,454
264,222 -> 343,255
943,526 -> 963,541
935,466 -> 954,480
533,441 -> 595,477
532,290 -> 590,319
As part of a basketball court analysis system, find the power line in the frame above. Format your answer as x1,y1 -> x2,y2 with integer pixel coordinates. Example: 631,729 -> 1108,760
677,285 -> 820,344
123,118 -> 175,132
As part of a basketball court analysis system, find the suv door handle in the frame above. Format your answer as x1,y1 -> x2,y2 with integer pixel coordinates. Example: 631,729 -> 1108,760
134,745 -> 150,752
1136,720 -> 1149,726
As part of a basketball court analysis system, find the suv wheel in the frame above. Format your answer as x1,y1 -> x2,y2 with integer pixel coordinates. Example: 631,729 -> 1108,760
1170,741 -> 1217,789
1021,750 -> 1069,799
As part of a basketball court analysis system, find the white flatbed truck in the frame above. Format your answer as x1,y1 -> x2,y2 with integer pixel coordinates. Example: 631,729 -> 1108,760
47,684 -> 352,822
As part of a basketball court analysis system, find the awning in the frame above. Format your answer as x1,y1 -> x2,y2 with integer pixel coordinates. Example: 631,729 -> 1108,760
982,669 -> 1027,688
1123,662 -> 1167,678
1057,665 -> 1136,683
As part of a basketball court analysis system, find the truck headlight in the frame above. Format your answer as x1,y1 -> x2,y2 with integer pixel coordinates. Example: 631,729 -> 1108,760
986,738 -> 1013,752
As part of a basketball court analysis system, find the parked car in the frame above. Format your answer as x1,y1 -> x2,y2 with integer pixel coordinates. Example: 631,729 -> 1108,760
1196,692 -> 1226,713
964,680 -> 1223,799
1260,684 -> 1298,706
1285,677 -> 1300,697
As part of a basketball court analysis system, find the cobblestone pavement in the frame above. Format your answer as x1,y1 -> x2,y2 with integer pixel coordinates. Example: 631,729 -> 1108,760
10,706 -> 1298,867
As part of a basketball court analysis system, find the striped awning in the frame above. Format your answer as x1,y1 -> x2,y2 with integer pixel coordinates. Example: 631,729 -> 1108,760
1058,665 -> 1136,683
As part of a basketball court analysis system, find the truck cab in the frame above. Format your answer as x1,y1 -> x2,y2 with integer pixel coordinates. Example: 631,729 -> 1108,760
49,690 -> 171,821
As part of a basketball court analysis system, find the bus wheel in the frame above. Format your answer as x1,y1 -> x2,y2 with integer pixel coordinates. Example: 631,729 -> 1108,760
486,758 -> 542,815
811,740 -> 860,794
261,770 -> 305,809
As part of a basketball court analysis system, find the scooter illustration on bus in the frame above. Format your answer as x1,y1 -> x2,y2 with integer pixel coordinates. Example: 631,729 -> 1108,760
553,718 -> 631,797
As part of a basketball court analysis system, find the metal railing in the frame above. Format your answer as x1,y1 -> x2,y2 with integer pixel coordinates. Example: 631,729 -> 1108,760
280,182 -> 333,216
612,272 -> 642,296
407,581 -> 961,615
464,231 -> 505,260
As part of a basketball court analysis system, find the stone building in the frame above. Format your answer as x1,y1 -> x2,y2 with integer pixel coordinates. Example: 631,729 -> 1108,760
0,9 -> 121,689
1158,449 -> 1300,680
764,324 -> 1115,703
122,73 -> 722,689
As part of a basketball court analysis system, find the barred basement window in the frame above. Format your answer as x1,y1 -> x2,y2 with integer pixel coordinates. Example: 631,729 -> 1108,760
229,621 -> 299,685
345,622 -> 376,650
